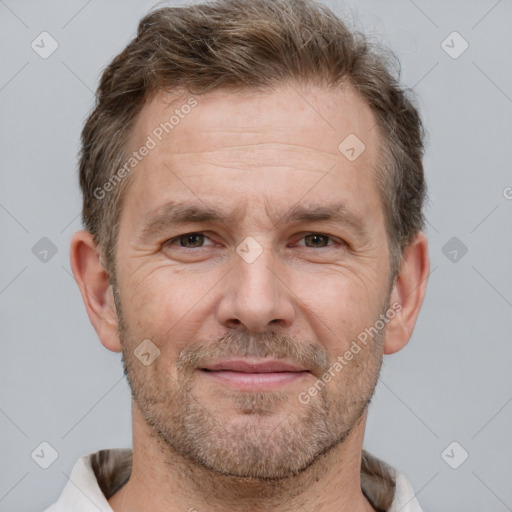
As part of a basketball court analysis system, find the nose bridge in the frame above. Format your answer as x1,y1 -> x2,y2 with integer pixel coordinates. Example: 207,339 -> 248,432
216,237 -> 294,332
238,242 -> 277,299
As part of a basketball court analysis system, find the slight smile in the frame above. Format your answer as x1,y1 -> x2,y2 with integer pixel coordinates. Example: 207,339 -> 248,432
199,358 -> 310,390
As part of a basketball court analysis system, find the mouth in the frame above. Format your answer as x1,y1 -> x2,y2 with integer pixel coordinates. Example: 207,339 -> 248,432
198,358 -> 310,390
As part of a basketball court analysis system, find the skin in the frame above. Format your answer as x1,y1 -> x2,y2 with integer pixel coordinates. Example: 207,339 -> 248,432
70,82 -> 429,512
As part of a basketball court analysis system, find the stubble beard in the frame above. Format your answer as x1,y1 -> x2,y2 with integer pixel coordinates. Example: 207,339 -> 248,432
114,287 -> 386,481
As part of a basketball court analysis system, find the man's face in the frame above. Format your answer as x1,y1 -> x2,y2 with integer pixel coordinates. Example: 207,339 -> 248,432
113,83 -> 393,479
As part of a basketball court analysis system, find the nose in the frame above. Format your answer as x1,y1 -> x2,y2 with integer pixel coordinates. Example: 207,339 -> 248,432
216,242 -> 296,333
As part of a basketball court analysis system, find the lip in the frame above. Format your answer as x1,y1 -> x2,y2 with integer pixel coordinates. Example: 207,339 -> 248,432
201,358 -> 307,373
199,358 -> 309,390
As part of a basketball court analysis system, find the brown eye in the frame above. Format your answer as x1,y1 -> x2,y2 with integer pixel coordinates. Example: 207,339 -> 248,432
170,233 -> 208,248
303,234 -> 332,248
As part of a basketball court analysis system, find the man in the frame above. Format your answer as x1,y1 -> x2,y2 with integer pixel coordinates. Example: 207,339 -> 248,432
45,0 -> 429,510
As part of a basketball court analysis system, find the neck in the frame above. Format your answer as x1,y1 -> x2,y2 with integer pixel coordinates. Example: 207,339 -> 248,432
108,404 -> 376,512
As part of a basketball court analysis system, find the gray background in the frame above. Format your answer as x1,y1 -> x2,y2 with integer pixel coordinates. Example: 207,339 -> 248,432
1,0 -> 511,510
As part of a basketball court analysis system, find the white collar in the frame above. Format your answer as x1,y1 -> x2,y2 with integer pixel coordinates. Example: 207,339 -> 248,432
43,448 -> 423,511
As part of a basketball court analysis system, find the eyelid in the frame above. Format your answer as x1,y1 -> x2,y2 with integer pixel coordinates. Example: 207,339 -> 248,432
293,233 -> 343,247
166,232 -> 216,247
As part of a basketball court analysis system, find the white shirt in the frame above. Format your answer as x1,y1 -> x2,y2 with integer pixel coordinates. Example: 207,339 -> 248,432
43,448 -> 423,511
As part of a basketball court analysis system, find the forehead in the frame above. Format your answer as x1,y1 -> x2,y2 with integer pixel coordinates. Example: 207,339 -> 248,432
120,83 -> 383,228
131,83 -> 378,156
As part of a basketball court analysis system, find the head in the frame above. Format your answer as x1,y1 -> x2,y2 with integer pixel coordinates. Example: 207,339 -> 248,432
71,0 -> 429,483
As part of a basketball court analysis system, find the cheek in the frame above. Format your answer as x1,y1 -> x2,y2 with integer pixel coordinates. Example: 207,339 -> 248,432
299,272 -> 384,350
119,267 -> 216,352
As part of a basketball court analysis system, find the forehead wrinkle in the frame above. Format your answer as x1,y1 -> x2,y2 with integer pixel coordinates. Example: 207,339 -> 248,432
169,142 -> 340,160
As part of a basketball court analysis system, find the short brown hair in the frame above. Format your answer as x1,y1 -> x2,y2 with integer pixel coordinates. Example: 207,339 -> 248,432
79,0 -> 427,283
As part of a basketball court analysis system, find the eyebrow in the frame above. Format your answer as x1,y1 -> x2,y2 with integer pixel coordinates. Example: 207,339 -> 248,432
137,200 -> 368,242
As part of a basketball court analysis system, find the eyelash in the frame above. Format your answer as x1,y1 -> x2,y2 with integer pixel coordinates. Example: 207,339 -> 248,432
165,232 -> 345,249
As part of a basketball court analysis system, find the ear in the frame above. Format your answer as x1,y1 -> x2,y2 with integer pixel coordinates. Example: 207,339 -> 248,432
69,230 -> 122,353
383,231 -> 429,355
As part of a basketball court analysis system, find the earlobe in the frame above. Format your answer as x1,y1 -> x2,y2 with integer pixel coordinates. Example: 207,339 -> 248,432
69,230 -> 122,353
383,232 -> 429,355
